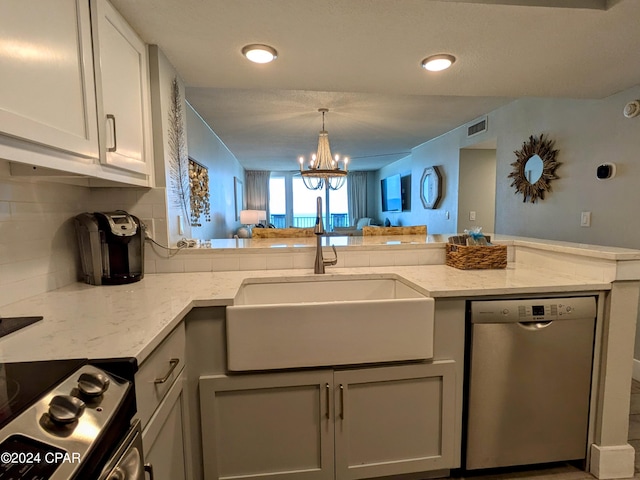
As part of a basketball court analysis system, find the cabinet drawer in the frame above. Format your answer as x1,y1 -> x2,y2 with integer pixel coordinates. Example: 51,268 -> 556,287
136,324 -> 186,428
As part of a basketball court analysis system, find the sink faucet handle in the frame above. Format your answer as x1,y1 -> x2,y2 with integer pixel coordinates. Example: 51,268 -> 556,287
323,246 -> 338,266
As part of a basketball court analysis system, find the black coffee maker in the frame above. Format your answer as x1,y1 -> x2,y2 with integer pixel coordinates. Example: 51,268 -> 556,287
75,211 -> 145,285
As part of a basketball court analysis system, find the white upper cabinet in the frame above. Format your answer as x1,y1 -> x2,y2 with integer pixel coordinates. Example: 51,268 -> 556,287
0,0 -> 99,158
91,0 -> 152,176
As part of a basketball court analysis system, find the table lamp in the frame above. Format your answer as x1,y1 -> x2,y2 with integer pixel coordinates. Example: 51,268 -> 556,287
238,210 -> 266,238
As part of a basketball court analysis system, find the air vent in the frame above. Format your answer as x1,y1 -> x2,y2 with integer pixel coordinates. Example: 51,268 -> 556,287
467,117 -> 488,137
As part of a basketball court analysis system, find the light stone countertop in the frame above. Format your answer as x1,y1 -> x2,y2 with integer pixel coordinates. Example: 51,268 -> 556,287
0,263 -> 611,366
194,234 -> 640,260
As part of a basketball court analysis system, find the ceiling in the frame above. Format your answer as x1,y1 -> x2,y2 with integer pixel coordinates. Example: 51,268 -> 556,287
111,0 -> 640,171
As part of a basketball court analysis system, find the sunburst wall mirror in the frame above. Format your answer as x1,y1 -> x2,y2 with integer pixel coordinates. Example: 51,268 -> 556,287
508,134 -> 560,203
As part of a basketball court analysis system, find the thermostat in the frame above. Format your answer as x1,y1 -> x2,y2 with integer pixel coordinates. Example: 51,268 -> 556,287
596,163 -> 616,180
623,100 -> 640,119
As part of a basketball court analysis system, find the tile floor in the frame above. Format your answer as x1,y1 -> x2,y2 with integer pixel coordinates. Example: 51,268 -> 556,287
450,380 -> 640,480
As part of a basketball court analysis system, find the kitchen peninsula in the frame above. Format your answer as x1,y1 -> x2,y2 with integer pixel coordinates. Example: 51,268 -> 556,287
0,235 -> 638,480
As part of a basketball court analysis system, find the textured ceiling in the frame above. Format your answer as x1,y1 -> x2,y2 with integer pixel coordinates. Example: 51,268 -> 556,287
111,0 -> 640,171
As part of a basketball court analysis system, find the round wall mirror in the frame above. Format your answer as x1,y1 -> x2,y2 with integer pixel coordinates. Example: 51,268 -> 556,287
508,134 -> 560,203
524,154 -> 544,184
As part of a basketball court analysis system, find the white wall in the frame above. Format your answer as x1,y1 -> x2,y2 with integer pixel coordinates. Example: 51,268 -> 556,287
374,84 -> 640,242
375,134 -> 464,233
493,89 -> 640,247
185,104 -> 245,239
458,149 -> 496,233
375,156 -> 416,227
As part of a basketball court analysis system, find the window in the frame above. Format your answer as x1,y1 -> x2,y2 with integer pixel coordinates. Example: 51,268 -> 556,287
269,173 -> 349,230
268,176 -> 286,227
328,182 -> 348,229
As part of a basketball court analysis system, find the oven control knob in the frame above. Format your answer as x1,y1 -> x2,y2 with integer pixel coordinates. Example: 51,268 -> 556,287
48,395 -> 85,424
78,371 -> 110,397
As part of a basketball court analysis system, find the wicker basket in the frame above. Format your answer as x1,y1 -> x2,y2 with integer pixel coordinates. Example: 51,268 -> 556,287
445,243 -> 507,270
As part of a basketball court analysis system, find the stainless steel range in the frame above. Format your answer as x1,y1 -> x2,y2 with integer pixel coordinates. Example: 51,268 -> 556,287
0,360 -> 143,479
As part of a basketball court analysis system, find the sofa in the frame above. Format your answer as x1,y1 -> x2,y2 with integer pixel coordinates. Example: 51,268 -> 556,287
330,217 -> 373,236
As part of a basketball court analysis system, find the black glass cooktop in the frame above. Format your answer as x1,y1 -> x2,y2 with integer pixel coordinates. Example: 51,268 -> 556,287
0,359 -> 87,430
0,316 -> 43,339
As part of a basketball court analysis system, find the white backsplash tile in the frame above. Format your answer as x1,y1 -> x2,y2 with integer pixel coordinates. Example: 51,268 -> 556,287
420,249 -> 446,265
343,252 -> 371,268
131,203 -> 153,218
0,272 -> 58,308
0,174 -> 90,307
90,187 -> 139,205
144,259 -> 157,274
137,187 -> 167,204
393,251 -> 419,266
0,201 -> 11,221
155,258 -> 186,273
183,257 -> 214,272
369,252 -> 396,267
239,255 -> 267,271
266,254 -> 295,270
293,252 -> 315,269
2,257 -> 52,284
0,172 -> 168,308
211,255 -> 240,272
151,203 -> 167,219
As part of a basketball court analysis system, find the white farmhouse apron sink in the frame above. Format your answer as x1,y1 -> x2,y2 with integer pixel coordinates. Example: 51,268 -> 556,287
226,275 -> 434,371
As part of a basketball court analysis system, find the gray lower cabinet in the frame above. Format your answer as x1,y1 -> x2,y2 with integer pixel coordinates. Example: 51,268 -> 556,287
199,361 -> 456,480
335,361 -> 456,479
200,369 -> 334,480
142,370 -> 191,480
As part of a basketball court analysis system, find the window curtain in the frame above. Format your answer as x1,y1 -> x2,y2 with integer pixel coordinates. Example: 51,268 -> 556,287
347,171 -> 368,226
245,170 -> 271,216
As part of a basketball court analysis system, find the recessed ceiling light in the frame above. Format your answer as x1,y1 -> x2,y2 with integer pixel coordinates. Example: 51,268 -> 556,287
242,44 -> 278,64
421,54 -> 456,72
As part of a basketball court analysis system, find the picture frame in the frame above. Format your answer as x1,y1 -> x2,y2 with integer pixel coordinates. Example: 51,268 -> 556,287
234,177 -> 244,220
188,158 -> 210,226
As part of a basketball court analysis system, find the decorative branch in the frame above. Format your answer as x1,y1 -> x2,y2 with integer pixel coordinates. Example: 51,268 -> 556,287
168,77 -> 190,220
508,134 -> 560,203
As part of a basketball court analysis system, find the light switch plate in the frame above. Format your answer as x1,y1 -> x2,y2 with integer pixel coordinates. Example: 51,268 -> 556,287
469,211 -> 476,221
581,211 -> 591,227
178,215 -> 184,235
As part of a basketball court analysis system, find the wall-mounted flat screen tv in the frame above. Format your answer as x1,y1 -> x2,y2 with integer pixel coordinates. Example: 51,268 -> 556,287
381,174 -> 402,212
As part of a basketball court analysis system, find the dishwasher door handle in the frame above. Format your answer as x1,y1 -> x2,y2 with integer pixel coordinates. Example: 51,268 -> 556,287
518,321 -> 553,330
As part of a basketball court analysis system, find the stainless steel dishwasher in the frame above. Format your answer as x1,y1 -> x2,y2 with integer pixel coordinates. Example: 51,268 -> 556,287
465,296 -> 596,470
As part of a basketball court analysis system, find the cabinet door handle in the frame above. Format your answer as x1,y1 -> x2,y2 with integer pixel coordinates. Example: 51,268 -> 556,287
106,114 -> 117,152
339,384 -> 345,419
325,383 -> 330,419
154,358 -> 179,384
144,463 -> 155,479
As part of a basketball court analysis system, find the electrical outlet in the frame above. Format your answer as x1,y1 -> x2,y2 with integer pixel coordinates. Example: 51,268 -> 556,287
469,211 -> 476,221
141,218 -> 155,240
580,211 -> 591,227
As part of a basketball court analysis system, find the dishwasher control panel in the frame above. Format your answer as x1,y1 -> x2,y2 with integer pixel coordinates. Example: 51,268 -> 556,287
470,296 -> 596,323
